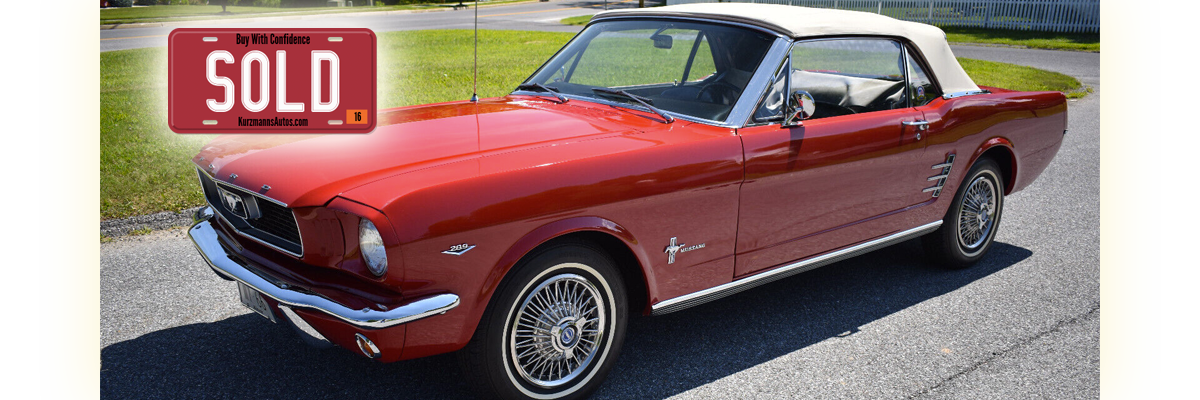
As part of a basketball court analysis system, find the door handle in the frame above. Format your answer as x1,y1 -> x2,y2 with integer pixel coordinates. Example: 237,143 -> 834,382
902,120 -> 930,141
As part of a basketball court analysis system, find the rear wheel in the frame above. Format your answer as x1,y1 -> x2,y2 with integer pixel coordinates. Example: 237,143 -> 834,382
460,241 -> 627,400
924,158 -> 1005,269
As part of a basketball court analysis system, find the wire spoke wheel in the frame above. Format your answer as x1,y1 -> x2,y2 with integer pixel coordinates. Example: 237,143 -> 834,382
957,174 -> 997,251
509,273 -> 607,389
464,244 -> 626,399
923,158 -> 1004,269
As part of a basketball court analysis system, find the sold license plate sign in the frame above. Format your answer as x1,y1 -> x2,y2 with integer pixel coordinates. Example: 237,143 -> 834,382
238,282 -> 277,323
168,28 -> 376,134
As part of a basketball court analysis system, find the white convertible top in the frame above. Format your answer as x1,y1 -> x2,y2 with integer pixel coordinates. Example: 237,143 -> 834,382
595,3 -> 980,94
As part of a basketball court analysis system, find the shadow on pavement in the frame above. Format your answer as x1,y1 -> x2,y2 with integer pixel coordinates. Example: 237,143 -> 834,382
101,239 -> 1029,399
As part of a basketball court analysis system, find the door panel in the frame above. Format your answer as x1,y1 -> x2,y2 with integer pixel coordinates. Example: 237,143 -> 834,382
734,108 -> 930,276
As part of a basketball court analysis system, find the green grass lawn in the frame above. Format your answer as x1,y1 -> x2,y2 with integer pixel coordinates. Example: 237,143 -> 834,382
959,58 -> 1085,98
101,2 -> 528,25
102,48 -> 213,219
102,29 -> 569,219
942,26 -> 1099,52
561,14 -> 591,26
100,29 -> 1084,220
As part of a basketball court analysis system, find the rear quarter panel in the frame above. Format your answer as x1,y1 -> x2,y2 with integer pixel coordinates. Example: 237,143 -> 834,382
917,90 -> 1066,223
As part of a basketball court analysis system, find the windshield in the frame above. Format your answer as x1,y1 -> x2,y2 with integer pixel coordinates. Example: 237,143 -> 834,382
522,19 -> 775,123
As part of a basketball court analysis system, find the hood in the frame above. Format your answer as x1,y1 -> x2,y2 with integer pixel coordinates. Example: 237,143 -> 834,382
193,96 -> 656,207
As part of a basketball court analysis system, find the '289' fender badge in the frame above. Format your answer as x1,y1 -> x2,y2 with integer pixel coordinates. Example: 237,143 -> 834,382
442,243 -> 476,256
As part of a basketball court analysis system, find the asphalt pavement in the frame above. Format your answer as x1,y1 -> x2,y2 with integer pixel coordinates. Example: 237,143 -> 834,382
100,4 -> 1100,398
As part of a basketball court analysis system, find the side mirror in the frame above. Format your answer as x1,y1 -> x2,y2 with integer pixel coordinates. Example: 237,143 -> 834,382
782,90 -> 816,127
651,34 -> 673,49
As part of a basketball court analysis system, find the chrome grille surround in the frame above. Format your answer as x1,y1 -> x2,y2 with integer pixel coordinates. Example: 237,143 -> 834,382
196,167 -> 303,257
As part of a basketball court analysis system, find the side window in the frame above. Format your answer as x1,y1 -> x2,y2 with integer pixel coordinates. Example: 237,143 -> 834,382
905,50 -> 941,107
752,38 -> 909,123
790,39 -> 906,117
751,62 -> 788,123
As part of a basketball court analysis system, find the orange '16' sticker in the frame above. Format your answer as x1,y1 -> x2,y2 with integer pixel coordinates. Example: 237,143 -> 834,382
347,109 -> 368,124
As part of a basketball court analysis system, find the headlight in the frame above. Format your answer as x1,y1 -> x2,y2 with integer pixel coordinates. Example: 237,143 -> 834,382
359,219 -> 388,277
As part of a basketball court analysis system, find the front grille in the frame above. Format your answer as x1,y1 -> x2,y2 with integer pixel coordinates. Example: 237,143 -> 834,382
197,168 -> 303,256
247,202 -> 302,245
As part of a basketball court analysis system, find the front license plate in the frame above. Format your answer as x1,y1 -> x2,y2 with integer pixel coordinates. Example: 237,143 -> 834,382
168,28 -> 377,134
238,282 -> 277,323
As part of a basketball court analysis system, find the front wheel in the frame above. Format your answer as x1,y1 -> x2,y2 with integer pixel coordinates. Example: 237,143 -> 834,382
460,241 -> 627,400
923,158 -> 1005,269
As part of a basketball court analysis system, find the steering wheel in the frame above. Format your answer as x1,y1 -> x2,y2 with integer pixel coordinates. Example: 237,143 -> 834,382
696,81 -> 740,105
814,101 -> 857,118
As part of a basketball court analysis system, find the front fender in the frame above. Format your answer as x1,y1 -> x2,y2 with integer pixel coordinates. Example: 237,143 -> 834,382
484,216 -> 657,314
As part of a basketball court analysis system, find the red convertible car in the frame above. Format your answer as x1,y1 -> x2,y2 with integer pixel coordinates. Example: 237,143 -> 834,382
188,4 -> 1065,399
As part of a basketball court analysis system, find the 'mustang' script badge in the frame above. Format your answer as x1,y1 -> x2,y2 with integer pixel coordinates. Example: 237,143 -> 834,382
168,28 -> 376,134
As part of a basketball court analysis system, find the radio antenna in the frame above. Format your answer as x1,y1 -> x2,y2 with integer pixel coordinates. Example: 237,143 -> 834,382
470,0 -> 479,102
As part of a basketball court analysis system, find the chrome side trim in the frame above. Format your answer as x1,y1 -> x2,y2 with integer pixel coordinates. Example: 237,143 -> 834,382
651,221 -> 943,315
942,90 -> 991,100
190,207 -> 460,329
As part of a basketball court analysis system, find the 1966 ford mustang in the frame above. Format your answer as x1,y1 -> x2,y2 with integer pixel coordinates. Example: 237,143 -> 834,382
188,4 -> 1065,399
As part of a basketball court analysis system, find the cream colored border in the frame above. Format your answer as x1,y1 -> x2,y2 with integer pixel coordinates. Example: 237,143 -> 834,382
1161,0 -> 1190,391
1104,0 -> 1161,396
38,0 -> 97,398
44,1 -> 1152,396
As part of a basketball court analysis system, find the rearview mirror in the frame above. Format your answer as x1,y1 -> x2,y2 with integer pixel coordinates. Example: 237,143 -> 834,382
782,90 -> 816,127
651,34 -> 673,49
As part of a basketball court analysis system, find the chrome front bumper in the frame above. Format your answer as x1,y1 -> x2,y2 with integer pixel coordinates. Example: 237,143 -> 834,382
189,206 -> 460,329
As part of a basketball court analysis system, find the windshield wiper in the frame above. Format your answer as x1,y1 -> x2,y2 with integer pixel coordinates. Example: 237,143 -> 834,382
516,83 -> 568,103
591,87 -> 674,124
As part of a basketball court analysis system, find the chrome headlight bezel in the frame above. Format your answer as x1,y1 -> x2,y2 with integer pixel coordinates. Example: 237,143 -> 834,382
359,219 -> 388,277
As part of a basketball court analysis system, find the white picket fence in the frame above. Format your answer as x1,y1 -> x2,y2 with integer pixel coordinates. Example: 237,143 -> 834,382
663,0 -> 1100,32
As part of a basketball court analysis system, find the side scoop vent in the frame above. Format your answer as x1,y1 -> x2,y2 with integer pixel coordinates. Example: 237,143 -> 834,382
923,153 -> 956,197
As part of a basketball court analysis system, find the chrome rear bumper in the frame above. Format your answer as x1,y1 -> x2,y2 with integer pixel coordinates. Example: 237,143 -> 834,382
189,206 -> 460,329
